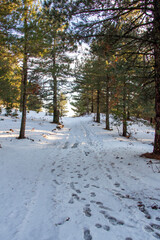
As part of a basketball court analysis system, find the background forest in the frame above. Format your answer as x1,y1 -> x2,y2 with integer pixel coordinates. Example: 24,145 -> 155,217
0,0 -> 160,155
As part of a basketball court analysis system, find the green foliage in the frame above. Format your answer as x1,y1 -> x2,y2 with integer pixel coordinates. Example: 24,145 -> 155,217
0,49 -> 21,109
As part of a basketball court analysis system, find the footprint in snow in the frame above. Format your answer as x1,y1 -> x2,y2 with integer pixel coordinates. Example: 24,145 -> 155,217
72,143 -> 79,148
150,223 -> 160,230
91,185 -> 99,188
68,198 -> 74,204
95,201 -> 103,206
95,224 -> 110,231
153,232 -> 160,239
85,151 -> 90,156
76,189 -> 81,193
103,225 -> 110,231
55,217 -> 70,226
72,193 -> 80,201
70,182 -> 75,190
100,211 -> 124,226
107,216 -> 124,226
63,142 -> 69,149
107,174 -> 112,179
83,167 -> 88,171
83,205 -> 92,217
144,225 -> 154,233
78,174 -> 83,178
114,182 -> 120,187
90,192 -> 96,197
137,201 -> 151,219
81,197 -> 86,201
84,229 -> 92,240
99,205 -> 112,211
53,179 -> 60,185
95,223 -> 102,228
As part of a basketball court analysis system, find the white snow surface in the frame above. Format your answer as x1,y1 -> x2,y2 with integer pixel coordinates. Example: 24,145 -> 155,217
0,111 -> 160,240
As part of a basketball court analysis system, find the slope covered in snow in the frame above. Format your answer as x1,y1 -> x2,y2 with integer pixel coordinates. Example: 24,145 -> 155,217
0,111 -> 160,240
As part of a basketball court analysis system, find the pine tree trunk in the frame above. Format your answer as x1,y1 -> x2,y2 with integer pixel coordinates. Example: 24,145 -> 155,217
127,95 -> 130,120
122,79 -> 127,137
91,89 -> 94,113
20,80 -> 23,112
96,89 -> 100,123
53,74 -> 59,123
86,89 -> 89,114
127,110 -> 130,121
19,17 -> 28,139
153,0 -> 160,154
105,78 -> 110,130
52,39 -> 59,124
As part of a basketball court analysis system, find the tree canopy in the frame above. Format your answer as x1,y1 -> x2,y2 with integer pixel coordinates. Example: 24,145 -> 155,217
0,0 -> 160,156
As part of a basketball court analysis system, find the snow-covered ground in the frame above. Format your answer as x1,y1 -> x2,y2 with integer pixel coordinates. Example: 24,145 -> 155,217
0,111 -> 160,240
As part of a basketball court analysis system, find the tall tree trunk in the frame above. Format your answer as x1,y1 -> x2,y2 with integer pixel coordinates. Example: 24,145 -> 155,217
20,80 -> 23,112
127,110 -> 130,121
86,89 -> 89,114
127,94 -> 130,120
52,38 -> 59,124
153,0 -> 160,154
53,74 -> 59,123
96,89 -> 100,123
105,78 -> 110,130
122,79 -> 127,137
91,89 -> 94,113
19,16 -> 28,139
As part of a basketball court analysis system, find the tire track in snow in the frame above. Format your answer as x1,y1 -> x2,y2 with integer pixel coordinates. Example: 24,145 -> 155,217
13,161 -> 58,240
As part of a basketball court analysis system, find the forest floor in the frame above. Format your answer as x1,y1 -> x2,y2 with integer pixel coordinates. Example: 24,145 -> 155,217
0,111 -> 160,240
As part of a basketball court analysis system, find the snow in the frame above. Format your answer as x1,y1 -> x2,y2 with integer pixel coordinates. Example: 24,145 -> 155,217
0,111 -> 160,240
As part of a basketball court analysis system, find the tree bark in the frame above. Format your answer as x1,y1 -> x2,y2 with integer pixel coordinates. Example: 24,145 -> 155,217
19,16 -> 28,139
153,0 -> 160,154
96,89 -> 100,123
86,89 -> 90,114
105,77 -> 110,130
91,89 -> 94,113
127,110 -> 130,121
52,38 -> 59,124
122,79 -> 127,137
53,74 -> 59,123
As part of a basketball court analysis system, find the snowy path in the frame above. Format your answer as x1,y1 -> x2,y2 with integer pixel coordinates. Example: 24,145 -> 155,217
0,114 -> 160,240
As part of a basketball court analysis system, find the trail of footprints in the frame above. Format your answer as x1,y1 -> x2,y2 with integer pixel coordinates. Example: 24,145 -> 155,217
50,149 -> 160,240
67,176 -> 127,239
144,216 -> 160,239
51,152 -> 127,240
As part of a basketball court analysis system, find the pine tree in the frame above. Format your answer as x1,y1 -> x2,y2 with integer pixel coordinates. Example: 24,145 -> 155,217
36,0 -> 75,124
7,0 -> 43,138
0,0 -> 21,112
71,0 -> 160,155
